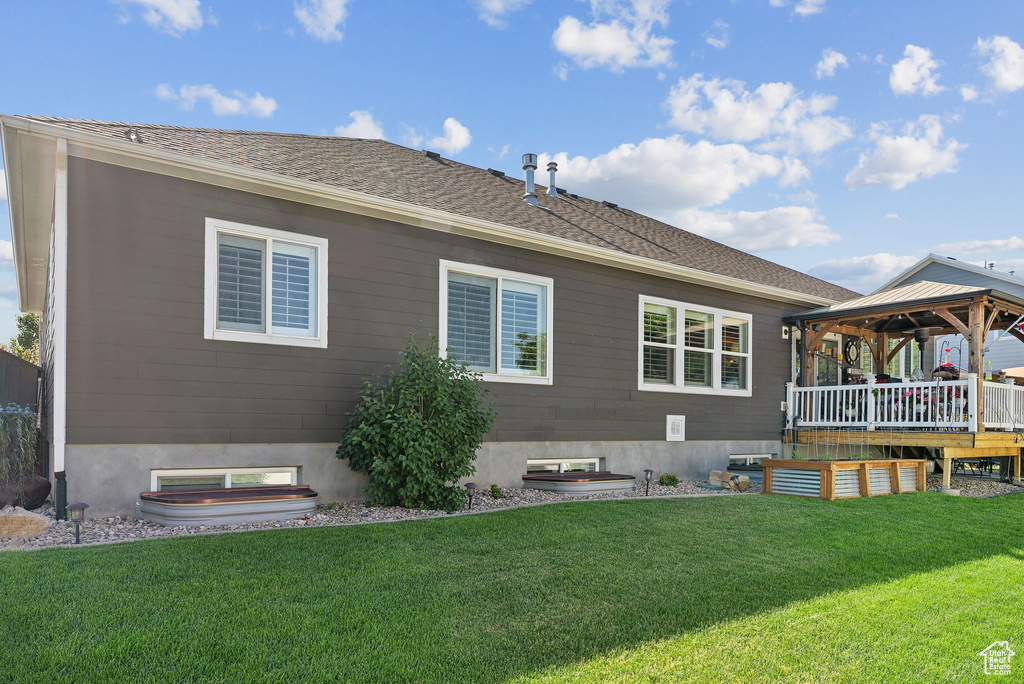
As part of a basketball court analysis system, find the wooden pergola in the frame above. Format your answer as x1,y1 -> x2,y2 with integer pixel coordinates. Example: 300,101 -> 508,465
784,281 -> 1024,488
786,281 -> 1024,410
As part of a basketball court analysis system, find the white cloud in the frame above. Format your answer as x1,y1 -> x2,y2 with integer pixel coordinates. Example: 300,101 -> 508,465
294,0 -> 350,42
0,168 -> 6,203
808,253 -> 918,292
794,0 -> 826,16
333,110 -> 386,139
542,136 -> 786,213
664,74 -> 852,155
498,144 -> 510,159
976,35 -> 1024,93
884,212 -> 902,221
889,44 -> 945,96
156,83 -> 278,118
814,48 -> 848,79
703,19 -> 729,50
844,115 -> 965,190
115,0 -> 203,36
780,157 -> 810,187
673,206 -> 837,251
959,84 -> 979,102
426,118 -> 472,155
552,0 -> 674,73
0,240 -> 12,267
554,62 -> 569,81
770,0 -> 826,17
471,0 -> 532,28
932,236 -> 1024,254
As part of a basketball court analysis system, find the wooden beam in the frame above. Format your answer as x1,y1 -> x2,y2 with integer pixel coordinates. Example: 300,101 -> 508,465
886,337 -> 912,364
984,306 -> 1001,338
935,307 -> 971,338
970,299 -> 985,431
1007,327 -> 1024,345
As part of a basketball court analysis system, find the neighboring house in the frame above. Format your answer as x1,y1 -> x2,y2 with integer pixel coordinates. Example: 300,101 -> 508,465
1,116 -> 855,515
878,254 -> 1024,375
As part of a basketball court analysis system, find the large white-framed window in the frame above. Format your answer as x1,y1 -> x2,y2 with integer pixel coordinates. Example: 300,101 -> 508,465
149,467 -> 299,492
439,260 -> 554,385
526,458 -> 600,474
204,218 -> 328,348
638,295 -> 752,396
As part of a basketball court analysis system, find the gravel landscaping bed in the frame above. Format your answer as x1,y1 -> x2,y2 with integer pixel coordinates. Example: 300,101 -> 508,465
925,474 -> 1024,498
0,479 -> 757,552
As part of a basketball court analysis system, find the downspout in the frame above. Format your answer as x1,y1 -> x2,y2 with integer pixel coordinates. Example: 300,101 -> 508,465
53,138 -> 68,519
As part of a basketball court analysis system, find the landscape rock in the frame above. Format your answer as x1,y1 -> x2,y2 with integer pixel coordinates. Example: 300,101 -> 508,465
0,506 -> 50,540
17,476 -> 51,510
709,470 -> 750,491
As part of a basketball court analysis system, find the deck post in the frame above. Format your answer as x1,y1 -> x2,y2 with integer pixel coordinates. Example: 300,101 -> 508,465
865,376 -> 876,430
1015,451 -> 1022,484
970,300 -> 985,430
941,450 -> 952,490
967,373 -> 979,433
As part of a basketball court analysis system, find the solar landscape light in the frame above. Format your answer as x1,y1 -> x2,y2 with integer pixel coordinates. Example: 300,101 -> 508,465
644,469 -> 654,496
465,482 -> 478,510
68,502 -> 89,545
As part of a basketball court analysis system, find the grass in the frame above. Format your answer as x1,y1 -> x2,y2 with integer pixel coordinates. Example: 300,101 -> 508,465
2,493 -> 1024,683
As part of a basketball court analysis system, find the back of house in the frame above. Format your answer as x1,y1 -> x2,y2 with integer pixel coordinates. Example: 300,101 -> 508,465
1,115 -> 855,515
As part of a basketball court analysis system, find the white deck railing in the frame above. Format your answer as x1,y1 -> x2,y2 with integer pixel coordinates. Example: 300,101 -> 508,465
783,375 -> 1016,431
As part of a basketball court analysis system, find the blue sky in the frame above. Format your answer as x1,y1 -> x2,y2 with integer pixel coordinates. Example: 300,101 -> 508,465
2,0 -> 1024,341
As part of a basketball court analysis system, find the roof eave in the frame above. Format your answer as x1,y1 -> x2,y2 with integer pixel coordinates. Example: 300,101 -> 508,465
1,115 -> 843,308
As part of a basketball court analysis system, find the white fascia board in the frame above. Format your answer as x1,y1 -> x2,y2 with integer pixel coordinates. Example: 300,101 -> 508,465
1,115 -> 841,308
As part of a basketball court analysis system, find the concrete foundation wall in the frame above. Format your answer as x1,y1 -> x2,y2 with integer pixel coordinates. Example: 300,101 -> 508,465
66,439 -> 782,516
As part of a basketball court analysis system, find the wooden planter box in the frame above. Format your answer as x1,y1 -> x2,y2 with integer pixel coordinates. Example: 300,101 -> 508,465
763,459 -> 926,500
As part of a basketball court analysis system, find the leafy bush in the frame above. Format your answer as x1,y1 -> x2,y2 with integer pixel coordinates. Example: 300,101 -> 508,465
490,484 -> 502,499
658,472 -> 680,487
338,335 -> 496,512
0,404 -> 37,502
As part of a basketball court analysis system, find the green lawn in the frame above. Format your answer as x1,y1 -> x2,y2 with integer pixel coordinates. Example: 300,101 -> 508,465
2,493 -> 1024,683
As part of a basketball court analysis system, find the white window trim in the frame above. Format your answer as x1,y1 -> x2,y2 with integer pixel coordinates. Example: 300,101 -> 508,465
526,458 -> 601,472
638,294 -> 753,397
204,217 -> 329,348
149,466 -> 299,492
438,260 -> 554,385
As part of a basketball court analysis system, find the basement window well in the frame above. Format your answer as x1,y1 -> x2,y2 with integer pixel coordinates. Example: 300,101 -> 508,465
151,467 -> 298,492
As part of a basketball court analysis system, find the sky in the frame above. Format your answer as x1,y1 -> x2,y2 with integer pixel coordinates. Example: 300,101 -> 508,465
2,0 -> 1024,342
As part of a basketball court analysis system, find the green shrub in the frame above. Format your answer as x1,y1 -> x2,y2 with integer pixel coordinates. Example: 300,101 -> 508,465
658,472 -> 680,487
490,484 -> 502,499
0,404 -> 37,502
338,335 -> 496,512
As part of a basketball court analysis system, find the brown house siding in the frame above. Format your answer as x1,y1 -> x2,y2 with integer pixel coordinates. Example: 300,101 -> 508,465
64,157 -> 803,446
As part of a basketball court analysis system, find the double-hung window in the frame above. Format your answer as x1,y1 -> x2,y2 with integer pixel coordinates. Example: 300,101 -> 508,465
204,218 -> 328,348
639,295 -> 752,396
439,261 -> 553,384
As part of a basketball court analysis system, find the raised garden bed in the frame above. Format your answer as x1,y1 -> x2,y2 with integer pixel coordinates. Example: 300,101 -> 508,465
763,459 -> 925,500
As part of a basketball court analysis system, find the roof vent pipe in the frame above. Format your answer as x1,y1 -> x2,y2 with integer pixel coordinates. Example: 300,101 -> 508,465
546,161 -> 559,196
522,153 -> 539,206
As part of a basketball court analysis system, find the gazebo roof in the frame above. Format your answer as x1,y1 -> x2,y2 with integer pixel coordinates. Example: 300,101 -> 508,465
784,281 -> 1024,328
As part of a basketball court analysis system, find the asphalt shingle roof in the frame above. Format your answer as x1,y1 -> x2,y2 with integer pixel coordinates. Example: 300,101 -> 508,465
24,116 -> 858,302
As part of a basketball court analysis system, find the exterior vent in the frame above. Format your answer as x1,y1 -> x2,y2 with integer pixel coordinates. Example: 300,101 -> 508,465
666,415 -> 685,442
423,150 -> 441,159
522,153 -> 539,207
602,200 -> 618,209
487,168 -> 505,178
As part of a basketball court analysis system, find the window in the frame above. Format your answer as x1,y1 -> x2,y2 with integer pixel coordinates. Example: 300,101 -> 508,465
204,218 -> 328,348
639,295 -> 752,396
526,458 -> 600,474
439,261 -> 553,384
151,467 -> 298,492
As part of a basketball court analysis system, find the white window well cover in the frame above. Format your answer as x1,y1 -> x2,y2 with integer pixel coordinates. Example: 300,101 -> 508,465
205,218 -> 328,348
439,260 -> 554,385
